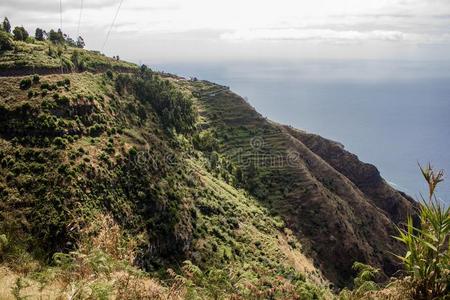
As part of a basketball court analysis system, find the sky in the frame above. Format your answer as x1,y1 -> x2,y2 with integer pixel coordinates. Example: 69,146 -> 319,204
1,0 -> 450,64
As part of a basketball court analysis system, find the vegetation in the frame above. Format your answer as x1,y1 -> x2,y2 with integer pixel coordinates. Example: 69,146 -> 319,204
0,30 -> 13,51
338,165 -> 449,300
2,17 -> 11,33
1,16 -> 445,299
35,28 -> 44,41
12,26 -> 29,41
338,262 -> 380,300
0,17 -> 135,73
394,164 -> 449,299
0,70 -> 330,299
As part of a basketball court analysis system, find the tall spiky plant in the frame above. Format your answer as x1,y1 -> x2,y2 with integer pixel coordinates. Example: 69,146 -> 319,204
394,164 -> 449,299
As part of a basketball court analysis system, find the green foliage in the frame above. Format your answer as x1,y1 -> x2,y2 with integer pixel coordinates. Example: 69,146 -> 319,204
173,261 -> 327,299
0,30 -> 13,51
193,130 -> 218,152
115,69 -> 197,133
19,78 -> 32,90
48,29 -> 64,44
3,17 -> 11,33
106,69 -> 113,80
338,262 -> 380,299
0,233 -> 9,258
12,26 -> 28,41
71,50 -> 87,71
32,74 -> 40,84
394,164 -> 449,300
35,28 -> 44,41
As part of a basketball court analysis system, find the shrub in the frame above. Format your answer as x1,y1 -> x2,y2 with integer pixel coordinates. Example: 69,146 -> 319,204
106,70 -> 113,79
394,164 -> 449,300
53,137 -> 66,148
2,17 -> 11,33
0,30 -> 13,51
32,74 -> 40,83
0,234 -> 9,258
19,78 -> 32,90
13,26 -> 29,41
27,90 -> 33,98
88,124 -> 104,137
35,28 -> 45,41
48,29 -> 64,44
338,262 -> 380,299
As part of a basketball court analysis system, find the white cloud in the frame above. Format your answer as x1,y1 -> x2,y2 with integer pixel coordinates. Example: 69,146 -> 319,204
221,29 -> 406,43
0,0 -> 449,61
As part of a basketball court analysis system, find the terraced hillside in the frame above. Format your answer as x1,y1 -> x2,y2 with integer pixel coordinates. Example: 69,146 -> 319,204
179,80 -> 416,286
0,68 -> 333,298
0,33 -> 418,298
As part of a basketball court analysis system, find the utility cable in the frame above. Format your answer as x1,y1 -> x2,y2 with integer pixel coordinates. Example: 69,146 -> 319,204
59,0 -> 63,30
102,0 -> 124,52
77,0 -> 83,37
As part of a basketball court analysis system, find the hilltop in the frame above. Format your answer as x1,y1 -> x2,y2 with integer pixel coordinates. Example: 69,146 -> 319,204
0,24 -> 418,299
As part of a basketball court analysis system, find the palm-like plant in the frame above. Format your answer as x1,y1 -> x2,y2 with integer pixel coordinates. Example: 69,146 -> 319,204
395,164 -> 449,299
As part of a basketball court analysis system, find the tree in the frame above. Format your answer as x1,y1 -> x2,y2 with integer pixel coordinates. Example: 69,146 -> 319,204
48,29 -> 64,44
76,36 -> 85,48
13,26 -> 28,41
2,17 -> 11,33
0,30 -> 13,51
65,36 -> 77,47
35,28 -> 45,41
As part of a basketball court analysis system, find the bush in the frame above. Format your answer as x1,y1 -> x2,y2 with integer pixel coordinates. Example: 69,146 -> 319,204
12,26 -> 29,41
106,70 -> 113,79
35,28 -> 45,41
19,78 -> 32,90
88,124 -> 104,137
32,74 -> 40,83
0,234 -> 9,258
2,17 -> 11,33
53,137 -> 66,148
0,30 -> 13,51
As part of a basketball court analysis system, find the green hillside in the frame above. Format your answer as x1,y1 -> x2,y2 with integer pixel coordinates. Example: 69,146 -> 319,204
0,60 -> 331,299
2,21 -> 444,300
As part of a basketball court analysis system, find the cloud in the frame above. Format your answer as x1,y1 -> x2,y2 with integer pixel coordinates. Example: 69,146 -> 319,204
0,0 -> 118,12
221,28 -> 406,43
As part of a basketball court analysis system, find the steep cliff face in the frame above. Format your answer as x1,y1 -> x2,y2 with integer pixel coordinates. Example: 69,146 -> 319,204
180,79 -> 416,286
284,128 -> 417,224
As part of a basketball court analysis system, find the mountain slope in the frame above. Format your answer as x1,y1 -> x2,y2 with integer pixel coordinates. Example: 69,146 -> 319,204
0,70 -> 330,298
0,37 -> 415,297
178,79 -> 416,286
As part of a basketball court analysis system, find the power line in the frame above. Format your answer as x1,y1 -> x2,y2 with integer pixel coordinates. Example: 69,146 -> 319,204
102,0 -> 124,52
59,0 -> 63,30
77,0 -> 84,37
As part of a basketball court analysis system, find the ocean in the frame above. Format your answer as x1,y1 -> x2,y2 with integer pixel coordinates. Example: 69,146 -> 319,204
153,60 -> 450,205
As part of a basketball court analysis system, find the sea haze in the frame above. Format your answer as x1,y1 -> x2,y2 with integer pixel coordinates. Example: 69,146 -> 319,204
153,60 -> 450,205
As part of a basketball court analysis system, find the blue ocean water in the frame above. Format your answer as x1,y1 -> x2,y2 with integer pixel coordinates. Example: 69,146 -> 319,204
153,60 -> 450,204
